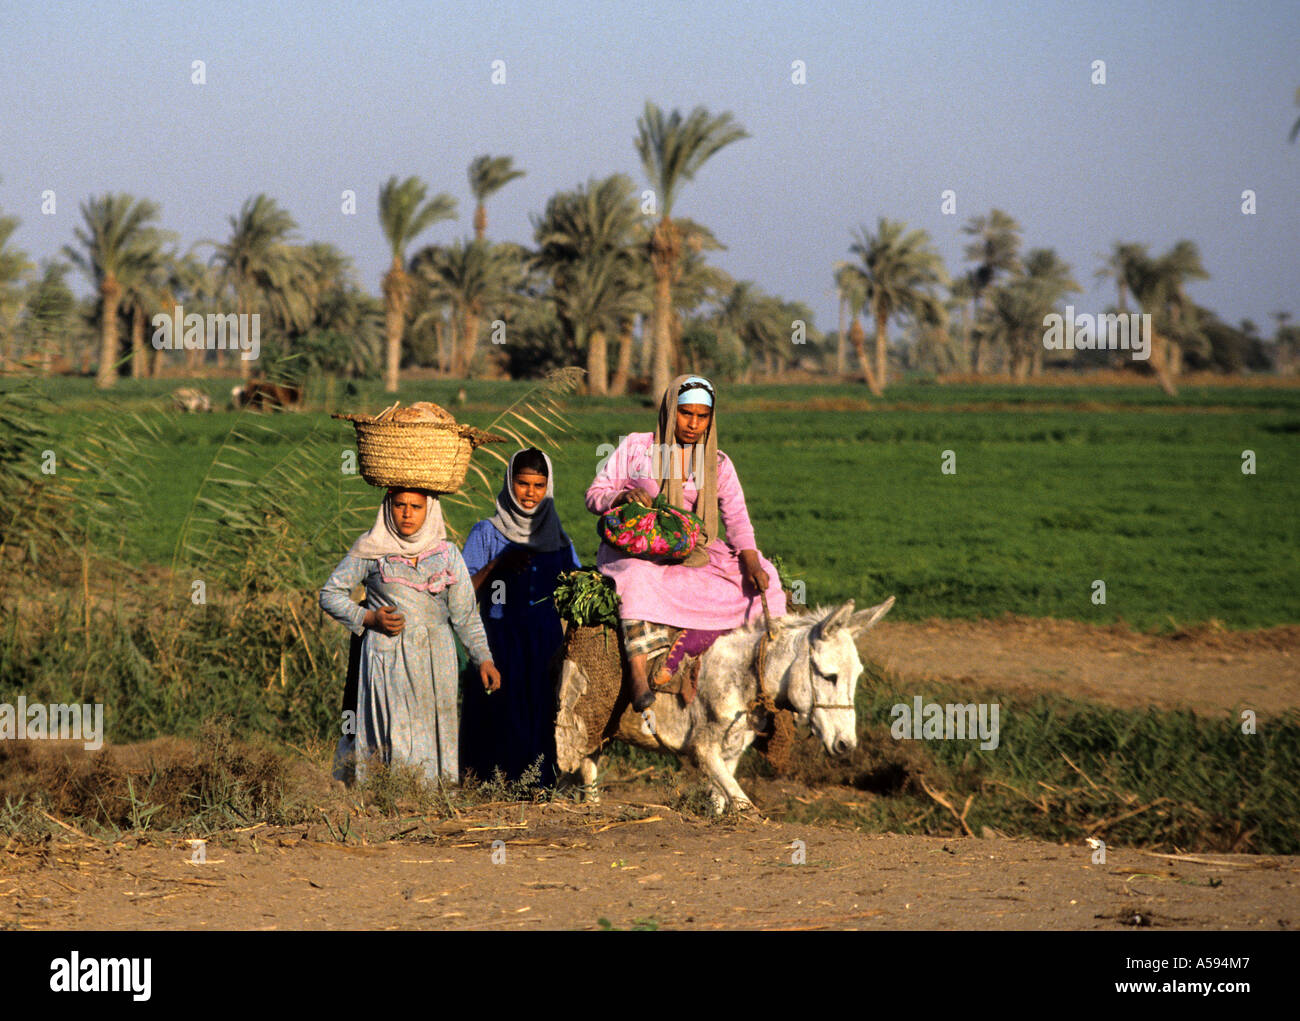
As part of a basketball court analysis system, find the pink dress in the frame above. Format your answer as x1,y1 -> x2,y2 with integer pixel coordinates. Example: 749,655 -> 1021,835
585,432 -> 787,630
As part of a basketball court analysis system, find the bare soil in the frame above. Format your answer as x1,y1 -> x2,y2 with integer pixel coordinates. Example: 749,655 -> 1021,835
4,798 -> 1296,931
861,617 -> 1299,718
3,618 -> 1296,931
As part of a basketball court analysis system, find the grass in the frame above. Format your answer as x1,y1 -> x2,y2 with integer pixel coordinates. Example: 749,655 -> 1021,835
28,379 -> 1294,628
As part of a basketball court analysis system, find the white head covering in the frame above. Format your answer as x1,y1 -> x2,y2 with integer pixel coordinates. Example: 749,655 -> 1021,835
347,489 -> 447,560
487,449 -> 570,552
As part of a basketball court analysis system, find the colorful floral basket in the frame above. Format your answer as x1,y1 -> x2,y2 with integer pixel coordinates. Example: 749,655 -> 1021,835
597,492 -> 705,561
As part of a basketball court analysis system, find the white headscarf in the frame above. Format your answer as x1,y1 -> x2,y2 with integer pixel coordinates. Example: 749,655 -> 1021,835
487,449 -> 570,552
347,489 -> 447,560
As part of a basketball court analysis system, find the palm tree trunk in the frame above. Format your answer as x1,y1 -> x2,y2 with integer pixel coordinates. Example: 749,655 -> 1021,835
383,259 -> 406,393
1150,328 -> 1178,396
669,310 -> 683,378
473,204 -> 487,242
649,218 -> 679,399
237,293 -> 254,382
849,316 -> 880,394
434,318 -> 446,375
1031,342 -> 1043,377
96,275 -> 122,389
460,308 -> 480,378
587,328 -> 609,395
959,306 -> 970,372
651,276 -> 672,397
131,305 -> 147,379
609,318 -> 634,395
836,293 -> 847,377
444,314 -> 459,376
874,309 -> 889,394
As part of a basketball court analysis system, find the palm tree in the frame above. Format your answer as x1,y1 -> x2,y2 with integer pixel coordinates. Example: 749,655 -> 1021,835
119,242 -> 168,379
635,102 -> 749,397
666,218 -> 730,377
20,260 -> 78,373
147,248 -> 212,375
832,262 -> 873,387
378,177 -> 457,392
64,194 -> 167,388
1123,241 -> 1208,393
609,227 -> 653,396
533,174 -> 644,394
468,155 -> 525,241
411,239 -> 520,377
1094,241 -> 1145,315
1154,240 -> 1209,378
962,209 -> 1022,373
1021,248 -> 1079,377
210,195 -> 313,379
0,204 -> 33,369
948,272 -> 975,371
842,218 -> 949,395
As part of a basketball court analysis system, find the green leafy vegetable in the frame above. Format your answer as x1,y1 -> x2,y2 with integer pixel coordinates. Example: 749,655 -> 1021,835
552,569 -> 621,628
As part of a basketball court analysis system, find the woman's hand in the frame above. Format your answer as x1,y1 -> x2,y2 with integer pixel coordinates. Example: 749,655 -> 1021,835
364,605 -> 405,635
480,660 -> 502,693
616,487 -> 653,508
495,545 -> 533,574
739,550 -> 769,594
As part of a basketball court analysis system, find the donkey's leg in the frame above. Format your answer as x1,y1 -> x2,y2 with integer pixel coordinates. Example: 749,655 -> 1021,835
579,756 -> 600,804
696,743 -> 754,813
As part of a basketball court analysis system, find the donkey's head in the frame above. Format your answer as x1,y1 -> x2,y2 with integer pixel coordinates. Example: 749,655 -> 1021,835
782,597 -> 895,757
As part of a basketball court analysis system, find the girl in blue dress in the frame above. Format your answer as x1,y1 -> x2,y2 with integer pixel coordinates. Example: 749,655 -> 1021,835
460,449 -> 580,786
320,488 -> 500,786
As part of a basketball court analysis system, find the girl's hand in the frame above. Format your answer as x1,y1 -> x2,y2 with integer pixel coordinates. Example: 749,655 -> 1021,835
480,661 -> 502,693
365,605 -> 405,635
739,550 -> 769,594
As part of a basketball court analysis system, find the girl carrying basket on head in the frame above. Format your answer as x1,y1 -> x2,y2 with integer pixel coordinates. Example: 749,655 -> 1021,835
320,487 -> 500,785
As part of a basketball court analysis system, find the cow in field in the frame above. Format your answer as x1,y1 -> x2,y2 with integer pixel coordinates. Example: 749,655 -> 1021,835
171,388 -> 212,413
230,380 -> 303,411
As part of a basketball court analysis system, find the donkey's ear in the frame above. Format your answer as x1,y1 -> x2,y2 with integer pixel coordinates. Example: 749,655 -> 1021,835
849,595 -> 895,634
816,600 -> 855,639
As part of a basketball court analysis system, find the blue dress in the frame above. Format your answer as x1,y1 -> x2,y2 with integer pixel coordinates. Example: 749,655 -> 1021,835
459,520 -> 581,785
319,542 -> 491,785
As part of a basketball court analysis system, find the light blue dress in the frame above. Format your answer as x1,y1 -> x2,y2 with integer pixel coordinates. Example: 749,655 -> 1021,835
319,542 -> 491,785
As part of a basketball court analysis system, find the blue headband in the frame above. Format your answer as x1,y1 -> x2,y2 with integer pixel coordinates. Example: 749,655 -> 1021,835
676,376 -> 714,408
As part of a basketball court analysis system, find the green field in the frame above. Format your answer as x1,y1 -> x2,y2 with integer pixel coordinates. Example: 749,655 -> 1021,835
27,376 -> 1300,630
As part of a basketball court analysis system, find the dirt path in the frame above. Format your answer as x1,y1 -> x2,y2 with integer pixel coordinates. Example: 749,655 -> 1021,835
4,799 -> 1296,931
861,618 -> 1300,717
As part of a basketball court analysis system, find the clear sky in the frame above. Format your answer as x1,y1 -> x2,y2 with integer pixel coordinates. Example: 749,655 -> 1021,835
2,0 -> 1296,335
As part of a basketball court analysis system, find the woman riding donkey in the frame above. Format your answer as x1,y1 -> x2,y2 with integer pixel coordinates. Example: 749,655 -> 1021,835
586,374 -> 786,711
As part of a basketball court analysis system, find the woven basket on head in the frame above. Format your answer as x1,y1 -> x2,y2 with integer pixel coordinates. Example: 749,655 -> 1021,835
332,401 -> 506,494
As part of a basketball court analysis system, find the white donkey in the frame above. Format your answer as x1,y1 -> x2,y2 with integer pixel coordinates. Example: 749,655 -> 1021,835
558,597 -> 895,813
